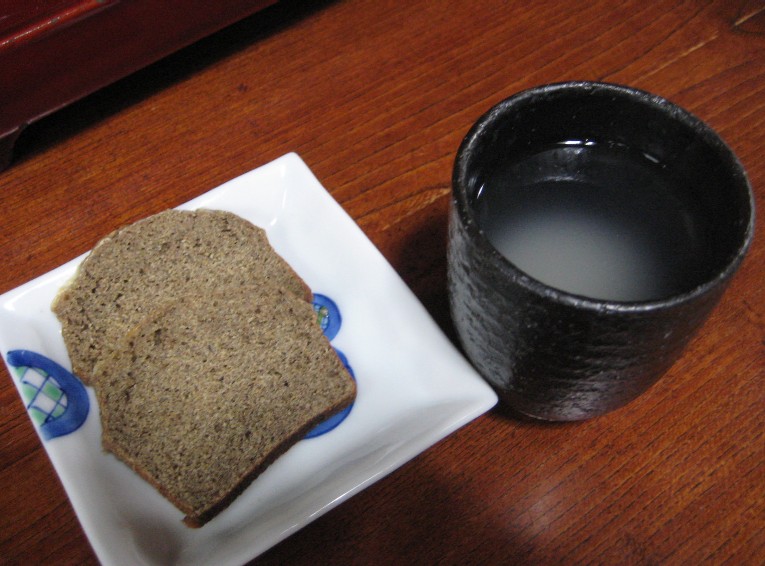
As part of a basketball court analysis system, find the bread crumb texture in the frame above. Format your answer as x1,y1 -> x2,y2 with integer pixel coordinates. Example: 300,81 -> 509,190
52,209 -> 310,385
52,209 -> 355,527
96,288 -> 355,526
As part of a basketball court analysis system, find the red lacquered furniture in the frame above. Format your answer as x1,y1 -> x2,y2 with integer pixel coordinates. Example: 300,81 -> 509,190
0,0 -> 275,169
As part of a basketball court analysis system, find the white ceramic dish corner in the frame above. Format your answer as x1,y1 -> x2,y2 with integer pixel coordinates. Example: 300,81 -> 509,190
0,153 -> 498,565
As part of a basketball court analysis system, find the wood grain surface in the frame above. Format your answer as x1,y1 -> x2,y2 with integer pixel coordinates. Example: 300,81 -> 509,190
1,1 -> 763,564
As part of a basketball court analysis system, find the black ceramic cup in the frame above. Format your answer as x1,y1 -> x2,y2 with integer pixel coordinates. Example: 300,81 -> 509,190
447,81 -> 755,421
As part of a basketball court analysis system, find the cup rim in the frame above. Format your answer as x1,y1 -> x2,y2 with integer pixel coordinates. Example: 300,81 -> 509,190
452,81 -> 756,313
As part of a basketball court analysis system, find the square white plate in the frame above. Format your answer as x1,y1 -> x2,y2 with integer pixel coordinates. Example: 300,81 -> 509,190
0,153 -> 497,565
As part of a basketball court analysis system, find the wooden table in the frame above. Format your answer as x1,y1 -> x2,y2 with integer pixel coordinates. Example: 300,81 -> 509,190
1,1 -> 762,563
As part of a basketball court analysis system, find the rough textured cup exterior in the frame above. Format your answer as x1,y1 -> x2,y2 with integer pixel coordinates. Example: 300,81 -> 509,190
448,82 -> 755,421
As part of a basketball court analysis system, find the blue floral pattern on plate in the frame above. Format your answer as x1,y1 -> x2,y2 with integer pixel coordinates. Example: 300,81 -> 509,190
307,293 -> 355,438
7,350 -> 89,440
313,293 -> 342,341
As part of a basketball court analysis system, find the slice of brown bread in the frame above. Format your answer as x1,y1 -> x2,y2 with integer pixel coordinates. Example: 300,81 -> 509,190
94,284 -> 356,527
52,209 -> 310,385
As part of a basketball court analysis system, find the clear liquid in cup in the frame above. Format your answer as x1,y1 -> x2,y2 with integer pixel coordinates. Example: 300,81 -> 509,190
474,141 -> 709,302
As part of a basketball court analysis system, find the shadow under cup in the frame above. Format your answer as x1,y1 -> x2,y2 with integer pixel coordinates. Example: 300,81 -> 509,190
447,82 -> 755,421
